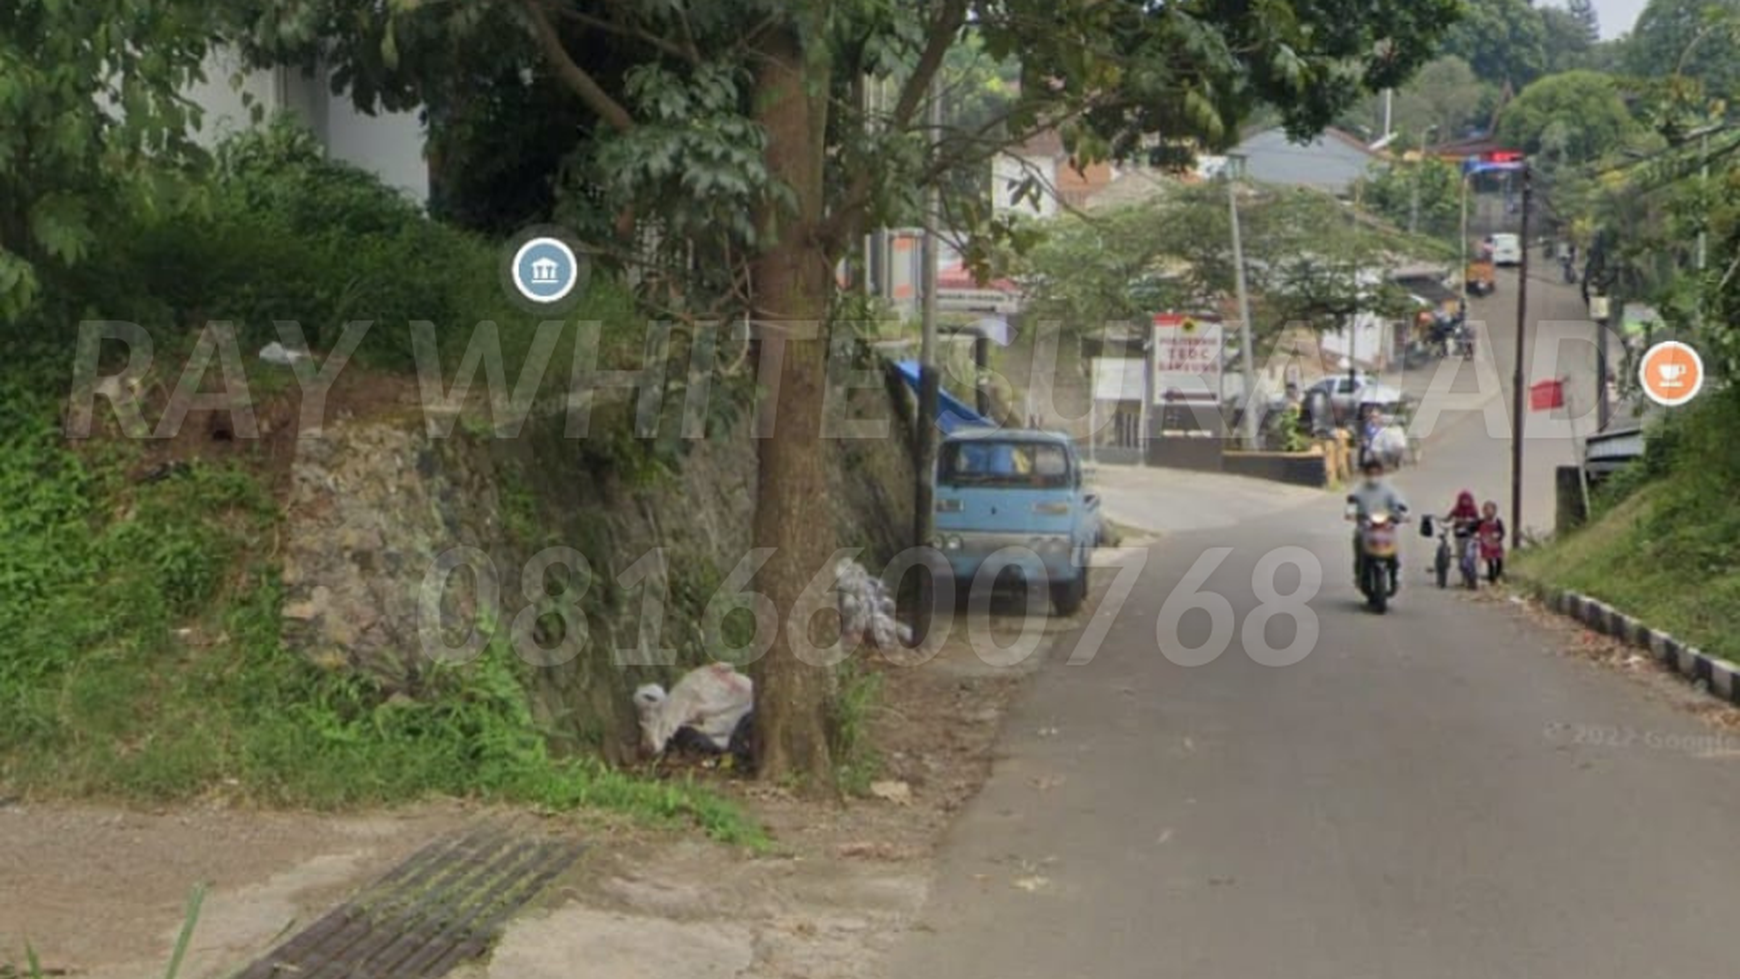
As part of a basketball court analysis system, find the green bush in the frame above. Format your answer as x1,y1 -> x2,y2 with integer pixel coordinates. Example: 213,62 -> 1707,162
1521,387 -> 1740,662
0,119 -> 758,842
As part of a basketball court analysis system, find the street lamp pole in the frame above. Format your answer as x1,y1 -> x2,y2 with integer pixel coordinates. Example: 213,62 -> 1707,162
1226,154 -> 1259,449
1459,171 -> 1471,317
913,76 -> 942,644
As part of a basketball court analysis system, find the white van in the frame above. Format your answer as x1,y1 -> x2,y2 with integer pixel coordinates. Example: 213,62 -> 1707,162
1488,233 -> 1522,266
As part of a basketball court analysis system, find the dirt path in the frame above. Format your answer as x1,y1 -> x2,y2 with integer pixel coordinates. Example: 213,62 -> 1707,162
0,801 -> 474,978
1,612 -> 1066,979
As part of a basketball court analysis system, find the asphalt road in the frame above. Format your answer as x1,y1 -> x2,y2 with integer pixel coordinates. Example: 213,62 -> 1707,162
886,258 -> 1740,977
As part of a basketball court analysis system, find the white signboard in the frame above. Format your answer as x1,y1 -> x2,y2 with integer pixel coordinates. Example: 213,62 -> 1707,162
1152,313 -> 1223,403
1091,357 -> 1147,402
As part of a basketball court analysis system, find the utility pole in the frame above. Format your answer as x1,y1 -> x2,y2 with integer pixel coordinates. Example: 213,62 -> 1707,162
1227,155 -> 1259,449
1459,170 -> 1471,317
1509,164 -> 1531,552
1592,293 -> 1611,431
913,78 -> 942,643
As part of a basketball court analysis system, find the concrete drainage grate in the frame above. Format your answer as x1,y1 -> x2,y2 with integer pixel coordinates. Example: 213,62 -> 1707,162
234,822 -> 584,979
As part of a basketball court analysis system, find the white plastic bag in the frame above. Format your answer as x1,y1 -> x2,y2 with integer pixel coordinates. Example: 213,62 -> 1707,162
1373,424 -> 1409,469
259,341 -> 309,366
633,661 -> 753,755
834,558 -> 912,649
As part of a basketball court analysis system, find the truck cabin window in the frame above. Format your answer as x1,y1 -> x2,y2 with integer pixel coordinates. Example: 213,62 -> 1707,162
940,441 -> 1071,489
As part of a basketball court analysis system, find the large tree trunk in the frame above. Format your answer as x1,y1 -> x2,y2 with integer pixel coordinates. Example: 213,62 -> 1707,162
747,22 -> 838,788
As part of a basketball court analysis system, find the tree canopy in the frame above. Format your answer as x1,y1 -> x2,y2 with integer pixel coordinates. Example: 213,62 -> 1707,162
1496,70 -> 1645,164
0,1 -> 214,321
1018,183 -> 1431,345
1624,0 -> 1740,100
1440,0 -> 1551,88
1356,155 -> 1464,238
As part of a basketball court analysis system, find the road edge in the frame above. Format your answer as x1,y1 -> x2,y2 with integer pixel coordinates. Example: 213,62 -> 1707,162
1512,576 -> 1740,705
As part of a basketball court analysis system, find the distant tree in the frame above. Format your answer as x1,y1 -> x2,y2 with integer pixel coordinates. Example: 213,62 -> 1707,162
1401,57 -> 1495,141
1339,57 -> 1492,144
1569,0 -> 1603,44
1496,70 -> 1644,163
1624,0 -> 1740,99
1441,0 -> 1551,87
1357,156 -> 1464,238
1019,185 -> 1425,346
1541,6 -> 1595,72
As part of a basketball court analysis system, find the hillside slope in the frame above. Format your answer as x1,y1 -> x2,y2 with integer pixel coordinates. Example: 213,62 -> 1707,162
1515,388 -> 1740,662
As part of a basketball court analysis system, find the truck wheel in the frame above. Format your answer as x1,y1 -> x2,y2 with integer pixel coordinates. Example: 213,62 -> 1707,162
1051,565 -> 1088,616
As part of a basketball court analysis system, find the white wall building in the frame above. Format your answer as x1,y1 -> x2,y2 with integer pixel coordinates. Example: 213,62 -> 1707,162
185,48 -> 430,204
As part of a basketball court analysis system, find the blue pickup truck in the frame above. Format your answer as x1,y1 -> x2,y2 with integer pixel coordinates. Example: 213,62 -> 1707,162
930,428 -> 1102,615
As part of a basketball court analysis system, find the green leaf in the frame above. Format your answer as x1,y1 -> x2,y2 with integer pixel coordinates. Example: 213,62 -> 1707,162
28,194 -> 94,264
382,18 -> 400,70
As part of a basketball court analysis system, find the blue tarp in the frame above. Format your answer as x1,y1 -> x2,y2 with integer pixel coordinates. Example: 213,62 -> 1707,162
893,360 -> 994,435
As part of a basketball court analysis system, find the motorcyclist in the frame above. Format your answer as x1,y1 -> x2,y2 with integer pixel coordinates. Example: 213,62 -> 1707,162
1346,457 -> 1409,581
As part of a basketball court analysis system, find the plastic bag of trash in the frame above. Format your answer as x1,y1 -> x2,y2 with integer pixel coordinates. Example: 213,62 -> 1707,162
633,661 -> 753,755
1372,424 -> 1409,468
258,341 -> 309,366
835,558 -> 912,649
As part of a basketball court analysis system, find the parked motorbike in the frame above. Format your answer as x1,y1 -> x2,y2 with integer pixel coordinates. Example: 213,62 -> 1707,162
1454,325 -> 1475,361
1354,509 -> 1405,613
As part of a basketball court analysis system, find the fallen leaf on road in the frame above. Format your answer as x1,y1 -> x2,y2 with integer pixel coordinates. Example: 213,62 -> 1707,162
870,780 -> 913,805
1013,876 -> 1050,892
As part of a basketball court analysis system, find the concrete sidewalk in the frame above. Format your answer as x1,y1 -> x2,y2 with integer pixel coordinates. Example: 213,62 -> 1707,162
1089,462 -> 1325,536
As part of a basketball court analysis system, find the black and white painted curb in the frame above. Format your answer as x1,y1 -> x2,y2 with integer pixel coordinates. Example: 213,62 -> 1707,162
1518,580 -> 1740,704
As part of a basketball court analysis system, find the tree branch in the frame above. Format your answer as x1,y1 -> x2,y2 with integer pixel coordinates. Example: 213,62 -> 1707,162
556,4 -> 701,64
819,0 -> 968,248
892,0 -> 969,129
521,0 -> 635,132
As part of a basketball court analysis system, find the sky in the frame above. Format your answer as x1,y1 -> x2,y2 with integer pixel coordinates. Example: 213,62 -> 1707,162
1584,0 -> 1648,39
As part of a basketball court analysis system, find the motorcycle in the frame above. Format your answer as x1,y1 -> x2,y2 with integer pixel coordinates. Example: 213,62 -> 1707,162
1353,508 -> 1405,613
1454,324 -> 1475,361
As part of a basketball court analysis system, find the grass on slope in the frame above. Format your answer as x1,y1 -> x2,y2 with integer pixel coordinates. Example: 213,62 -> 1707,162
1514,390 -> 1740,664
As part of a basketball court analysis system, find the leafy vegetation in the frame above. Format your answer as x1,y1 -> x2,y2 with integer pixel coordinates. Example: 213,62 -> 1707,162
0,0 -> 213,319
1357,155 -> 1465,238
0,122 -> 757,842
1496,71 -> 1645,164
1516,389 -> 1740,664
1016,182 -> 1441,346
